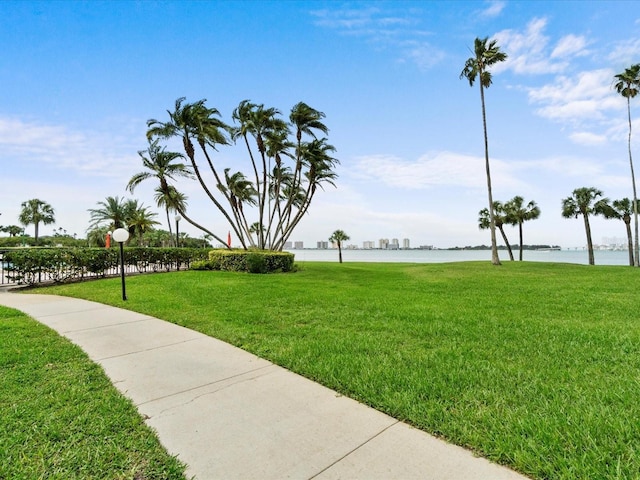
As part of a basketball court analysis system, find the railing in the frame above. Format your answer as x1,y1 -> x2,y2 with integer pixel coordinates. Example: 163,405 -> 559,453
0,248 -> 208,287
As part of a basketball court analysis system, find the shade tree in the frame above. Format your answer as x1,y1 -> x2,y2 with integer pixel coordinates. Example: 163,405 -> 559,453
18,199 -> 55,244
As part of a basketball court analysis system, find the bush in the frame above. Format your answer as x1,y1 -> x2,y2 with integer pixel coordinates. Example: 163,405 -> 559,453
196,249 -> 295,273
2,247 -> 211,285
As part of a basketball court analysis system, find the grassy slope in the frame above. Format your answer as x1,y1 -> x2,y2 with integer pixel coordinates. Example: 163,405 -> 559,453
39,261 -> 640,479
0,306 -> 186,480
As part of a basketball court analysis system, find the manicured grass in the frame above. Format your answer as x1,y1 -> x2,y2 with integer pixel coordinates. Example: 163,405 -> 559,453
39,261 -> 640,479
0,306 -> 186,480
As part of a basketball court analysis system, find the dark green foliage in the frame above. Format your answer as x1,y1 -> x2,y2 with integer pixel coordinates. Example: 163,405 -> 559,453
192,249 -> 294,273
2,247 -> 210,285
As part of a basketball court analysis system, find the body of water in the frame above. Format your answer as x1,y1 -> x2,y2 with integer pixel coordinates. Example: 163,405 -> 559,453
287,248 -> 633,266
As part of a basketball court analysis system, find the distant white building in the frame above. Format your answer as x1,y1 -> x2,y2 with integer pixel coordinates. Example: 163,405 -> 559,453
284,241 -> 293,249
362,241 -> 375,249
317,241 -> 328,249
294,241 -> 304,249
379,238 -> 389,249
402,238 -> 410,249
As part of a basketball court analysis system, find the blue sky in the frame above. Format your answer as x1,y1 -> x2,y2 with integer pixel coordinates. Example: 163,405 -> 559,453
1,0 -> 639,249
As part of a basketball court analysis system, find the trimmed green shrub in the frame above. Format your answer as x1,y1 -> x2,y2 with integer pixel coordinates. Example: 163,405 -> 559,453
201,249 -> 295,273
2,247 -> 211,285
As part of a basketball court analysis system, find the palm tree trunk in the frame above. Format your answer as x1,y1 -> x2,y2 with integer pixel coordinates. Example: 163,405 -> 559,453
583,214 -> 595,265
625,219 -> 634,266
626,98 -> 639,267
338,243 -> 343,263
497,225 -> 514,261
480,82 -> 501,265
518,222 -> 524,261
165,207 -> 174,247
34,222 -> 39,244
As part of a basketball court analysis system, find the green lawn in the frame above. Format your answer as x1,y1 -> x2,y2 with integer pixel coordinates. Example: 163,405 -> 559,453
30,261 -> 640,479
0,305 -> 187,480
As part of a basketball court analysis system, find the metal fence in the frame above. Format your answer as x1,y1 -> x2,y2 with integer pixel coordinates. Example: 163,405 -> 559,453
0,249 -> 194,287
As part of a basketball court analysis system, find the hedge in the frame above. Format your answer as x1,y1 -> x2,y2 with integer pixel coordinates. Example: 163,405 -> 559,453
1,247 -> 211,286
191,249 -> 295,273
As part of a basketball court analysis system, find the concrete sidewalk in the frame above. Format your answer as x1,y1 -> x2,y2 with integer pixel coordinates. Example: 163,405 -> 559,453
0,292 -> 529,480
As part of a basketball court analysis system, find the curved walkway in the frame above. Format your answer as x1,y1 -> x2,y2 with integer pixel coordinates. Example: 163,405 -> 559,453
0,291 -> 529,480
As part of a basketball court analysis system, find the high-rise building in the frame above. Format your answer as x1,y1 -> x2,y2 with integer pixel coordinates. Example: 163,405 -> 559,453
403,238 -> 410,249
294,241 -> 304,249
317,241 -> 329,249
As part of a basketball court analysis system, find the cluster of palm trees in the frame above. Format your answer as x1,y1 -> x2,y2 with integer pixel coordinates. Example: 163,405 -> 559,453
129,98 -> 339,252
462,36 -> 640,266
562,187 -> 639,266
478,196 -> 540,261
87,196 -> 159,246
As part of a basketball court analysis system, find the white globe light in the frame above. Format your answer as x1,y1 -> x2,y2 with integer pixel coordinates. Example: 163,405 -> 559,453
112,228 -> 130,243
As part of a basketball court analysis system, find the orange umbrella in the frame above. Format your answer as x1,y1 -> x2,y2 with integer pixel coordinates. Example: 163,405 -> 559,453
106,233 -> 111,249
227,231 -> 231,247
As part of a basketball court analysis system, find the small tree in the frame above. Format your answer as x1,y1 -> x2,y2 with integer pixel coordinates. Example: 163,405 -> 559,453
504,196 -> 541,261
597,197 -> 639,266
19,199 -> 55,244
329,229 -> 350,263
479,201 -> 514,261
561,187 -> 608,265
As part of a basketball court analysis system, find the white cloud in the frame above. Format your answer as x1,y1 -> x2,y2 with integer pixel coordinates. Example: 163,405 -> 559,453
569,131 -> 608,146
607,38 -> 640,65
551,34 -> 589,59
351,151 -> 526,191
527,69 -> 621,124
0,116 -> 141,178
495,18 -> 589,75
481,1 -> 506,18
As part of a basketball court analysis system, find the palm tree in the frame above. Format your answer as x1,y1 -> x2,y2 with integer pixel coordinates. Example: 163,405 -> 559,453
461,37 -> 508,266
1,225 -> 24,237
479,201 -> 514,261
504,196 -> 541,261
597,197 -> 639,266
147,98 -> 240,248
127,139 -> 193,246
127,203 -> 160,246
88,196 -> 130,230
561,187 -> 609,265
329,229 -> 350,263
613,64 -> 640,266
18,199 -> 55,243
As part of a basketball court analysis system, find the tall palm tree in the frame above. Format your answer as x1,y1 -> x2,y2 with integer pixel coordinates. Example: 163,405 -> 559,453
147,98 -> 240,248
504,196 -> 541,261
461,37 -> 508,266
597,197 -> 639,266
329,229 -> 350,263
18,198 -> 55,243
479,201 -> 514,261
127,139 -> 193,246
614,64 -> 640,266
561,187 -> 608,265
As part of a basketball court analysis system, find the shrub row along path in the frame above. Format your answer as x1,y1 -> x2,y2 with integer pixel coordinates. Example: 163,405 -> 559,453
0,291 -> 529,480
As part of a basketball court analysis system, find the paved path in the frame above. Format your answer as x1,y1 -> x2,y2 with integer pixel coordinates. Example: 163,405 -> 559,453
0,292 -> 530,480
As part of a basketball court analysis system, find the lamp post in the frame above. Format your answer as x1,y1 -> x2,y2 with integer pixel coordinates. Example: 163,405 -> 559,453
175,215 -> 181,248
112,228 -> 129,301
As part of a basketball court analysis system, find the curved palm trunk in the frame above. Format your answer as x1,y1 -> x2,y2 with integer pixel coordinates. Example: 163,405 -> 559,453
583,214 -> 595,265
624,218 -> 634,266
479,82 -> 501,265
625,98 -> 639,267
497,225 -> 514,261
177,207 -> 229,249
165,207 -> 175,247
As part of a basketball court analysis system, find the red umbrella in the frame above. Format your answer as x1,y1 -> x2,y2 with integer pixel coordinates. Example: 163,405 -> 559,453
227,231 -> 231,247
105,233 -> 111,249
